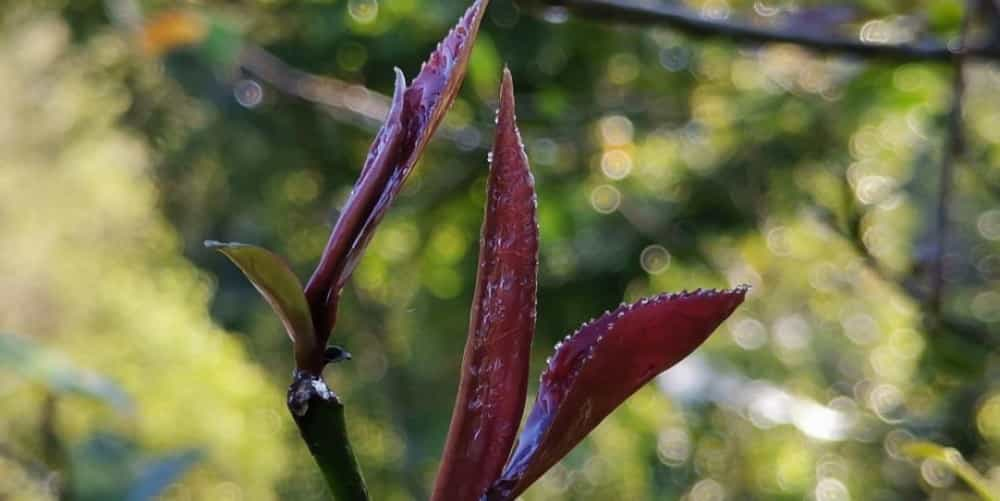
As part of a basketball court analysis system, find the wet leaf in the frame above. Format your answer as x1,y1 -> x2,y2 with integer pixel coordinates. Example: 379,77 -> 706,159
205,241 -> 320,372
485,287 -> 748,500
433,69 -> 538,501
304,0 -> 490,338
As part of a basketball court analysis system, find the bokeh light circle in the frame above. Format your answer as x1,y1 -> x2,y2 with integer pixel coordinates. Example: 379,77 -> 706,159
234,79 -> 263,108
640,245 -> 671,274
348,0 -> 378,23
590,184 -> 621,214
978,209 -> 1000,240
815,478 -> 850,501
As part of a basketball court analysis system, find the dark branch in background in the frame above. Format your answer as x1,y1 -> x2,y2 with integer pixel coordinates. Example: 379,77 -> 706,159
544,0 -> 993,345
807,202 -> 999,348
239,46 -> 391,132
985,0 -> 1000,46
40,394 -> 71,501
238,46 -> 486,150
928,4 -> 972,319
107,0 -> 486,149
532,0 -> 1000,62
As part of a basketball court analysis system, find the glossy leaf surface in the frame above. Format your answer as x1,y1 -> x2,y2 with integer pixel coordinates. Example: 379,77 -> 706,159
205,241 -> 320,372
433,69 -> 538,501
485,287 -> 748,500
304,0 -> 490,338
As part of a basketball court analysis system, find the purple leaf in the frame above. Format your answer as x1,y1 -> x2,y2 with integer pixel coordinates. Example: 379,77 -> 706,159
433,69 -> 538,501
304,0 -> 491,340
484,287 -> 749,500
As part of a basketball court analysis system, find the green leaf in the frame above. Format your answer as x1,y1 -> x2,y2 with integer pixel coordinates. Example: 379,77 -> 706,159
902,441 -> 999,501
126,450 -> 203,501
69,433 -> 201,501
0,333 -> 131,411
205,241 -> 319,371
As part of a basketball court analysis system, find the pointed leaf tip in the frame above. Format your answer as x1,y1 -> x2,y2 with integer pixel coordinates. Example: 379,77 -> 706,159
485,287 -> 747,500
433,69 -> 538,501
304,0 -> 490,340
208,241 -> 321,373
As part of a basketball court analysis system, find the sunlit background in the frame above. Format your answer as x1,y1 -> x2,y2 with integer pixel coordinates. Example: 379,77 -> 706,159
1,0 -> 999,499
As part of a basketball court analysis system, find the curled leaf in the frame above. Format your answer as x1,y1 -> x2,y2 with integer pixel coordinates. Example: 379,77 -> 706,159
205,241 -> 320,372
433,69 -> 538,501
485,287 -> 748,500
305,0 -> 490,338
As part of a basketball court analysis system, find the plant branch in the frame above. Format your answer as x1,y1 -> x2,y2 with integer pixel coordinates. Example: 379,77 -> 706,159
40,394 -> 72,501
807,201 -> 998,348
238,46 -> 392,132
928,3 -> 972,319
534,0 -> 1000,62
288,372 -> 369,501
238,46 -> 486,150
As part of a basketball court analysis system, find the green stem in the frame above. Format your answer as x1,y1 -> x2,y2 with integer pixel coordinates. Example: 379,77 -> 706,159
903,441 -> 999,501
288,371 -> 369,501
951,459 -> 1000,501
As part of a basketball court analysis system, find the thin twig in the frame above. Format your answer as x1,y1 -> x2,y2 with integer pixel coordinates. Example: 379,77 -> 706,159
536,0 -> 1000,62
928,3 -> 972,318
238,46 -> 393,132
109,0 -> 486,149
238,46 -> 487,150
808,202 -> 908,291
807,204 -> 999,347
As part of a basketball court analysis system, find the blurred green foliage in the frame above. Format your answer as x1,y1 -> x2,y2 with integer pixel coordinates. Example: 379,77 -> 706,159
1,0 -> 999,500
0,10 -> 289,498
